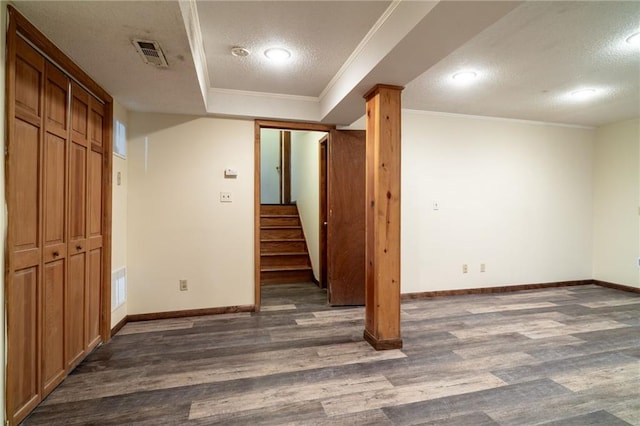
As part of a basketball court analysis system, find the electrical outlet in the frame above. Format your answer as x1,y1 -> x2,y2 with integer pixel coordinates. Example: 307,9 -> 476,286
179,280 -> 188,291
220,192 -> 232,203
462,264 -> 468,274
480,263 -> 486,273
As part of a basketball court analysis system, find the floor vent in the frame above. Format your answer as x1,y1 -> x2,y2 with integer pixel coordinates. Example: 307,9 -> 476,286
133,39 -> 169,68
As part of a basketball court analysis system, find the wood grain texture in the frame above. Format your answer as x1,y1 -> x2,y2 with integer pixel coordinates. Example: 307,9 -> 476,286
327,130 -> 366,306
21,284 -> 639,425
364,84 -> 404,348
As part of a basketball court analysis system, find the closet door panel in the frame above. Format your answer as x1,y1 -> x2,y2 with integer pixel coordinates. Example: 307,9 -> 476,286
89,150 -> 102,238
69,142 -> 87,241
42,260 -> 65,393
66,252 -> 86,367
13,120 -> 40,255
87,248 -> 102,348
8,38 -> 44,425
87,148 -> 103,348
7,268 -> 40,420
43,133 -> 66,244
67,84 -> 89,367
14,38 -> 43,121
86,100 -> 104,348
42,62 -> 69,395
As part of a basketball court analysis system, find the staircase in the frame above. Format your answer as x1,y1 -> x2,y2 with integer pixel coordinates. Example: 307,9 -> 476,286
260,204 -> 314,284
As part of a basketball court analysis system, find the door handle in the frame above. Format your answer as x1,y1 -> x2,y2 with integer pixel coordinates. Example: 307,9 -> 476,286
76,245 -> 82,251
323,222 -> 327,226
53,251 -> 59,258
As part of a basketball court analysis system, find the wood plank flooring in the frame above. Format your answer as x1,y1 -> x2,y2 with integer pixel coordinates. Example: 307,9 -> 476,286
22,283 -> 640,425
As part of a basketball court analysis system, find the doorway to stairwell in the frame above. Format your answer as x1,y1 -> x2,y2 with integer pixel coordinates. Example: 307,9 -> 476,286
255,121 -> 366,309
258,126 -> 328,301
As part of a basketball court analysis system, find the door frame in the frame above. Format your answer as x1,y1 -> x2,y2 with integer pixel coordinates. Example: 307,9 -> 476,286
254,120 -> 334,309
318,136 -> 328,289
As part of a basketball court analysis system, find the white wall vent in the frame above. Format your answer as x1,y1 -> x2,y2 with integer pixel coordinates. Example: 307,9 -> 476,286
133,39 -> 169,68
111,267 -> 127,311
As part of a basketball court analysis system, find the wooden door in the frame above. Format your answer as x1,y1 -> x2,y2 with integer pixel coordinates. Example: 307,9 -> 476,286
327,130 -> 366,305
6,36 -> 45,425
87,97 -> 105,350
5,8 -> 113,424
66,82 -> 91,368
42,62 -> 69,395
319,137 -> 328,289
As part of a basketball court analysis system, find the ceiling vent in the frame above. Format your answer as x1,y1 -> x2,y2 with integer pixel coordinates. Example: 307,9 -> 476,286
132,39 -> 169,68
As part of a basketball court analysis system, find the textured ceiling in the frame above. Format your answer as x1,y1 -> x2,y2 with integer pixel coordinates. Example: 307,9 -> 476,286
10,1 -> 640,127
11,0 -> 206,115
197,1 -> 391,96
403,1 -> 640,127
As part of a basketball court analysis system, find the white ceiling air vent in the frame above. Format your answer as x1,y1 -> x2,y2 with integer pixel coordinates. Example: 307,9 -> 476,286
132,39 -> 169,68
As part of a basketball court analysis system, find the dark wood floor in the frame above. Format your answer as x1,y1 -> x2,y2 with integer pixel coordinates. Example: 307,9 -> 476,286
22,283 -> 640,425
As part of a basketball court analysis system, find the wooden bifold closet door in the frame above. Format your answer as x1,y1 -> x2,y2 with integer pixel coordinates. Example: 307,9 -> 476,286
6,17 -> 110,425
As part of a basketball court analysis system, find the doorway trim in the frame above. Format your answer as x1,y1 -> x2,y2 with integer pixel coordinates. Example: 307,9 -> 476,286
254,120 -> 334,309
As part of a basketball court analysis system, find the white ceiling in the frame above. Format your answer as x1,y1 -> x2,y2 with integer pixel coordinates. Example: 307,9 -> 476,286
11,1 -> 640,127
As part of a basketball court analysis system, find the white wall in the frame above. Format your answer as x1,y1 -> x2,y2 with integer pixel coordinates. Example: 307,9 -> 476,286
401,110 -> 595,293
593,118 -> 640,288
1,2 -> 7,422
111,101 -> 128,326
260,129 -> 280,204
291,131 -> 326,279
127,113 -> 254,314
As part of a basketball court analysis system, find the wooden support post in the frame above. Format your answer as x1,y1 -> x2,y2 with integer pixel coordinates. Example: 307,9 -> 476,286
363,84 -> 403,350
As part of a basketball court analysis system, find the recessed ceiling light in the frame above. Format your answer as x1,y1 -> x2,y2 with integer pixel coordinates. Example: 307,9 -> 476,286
451,71 -> 478,84
231,47 -> 250,57
570,88 -> 597,100
264,47 -> 291,61
626,32 -> 640,46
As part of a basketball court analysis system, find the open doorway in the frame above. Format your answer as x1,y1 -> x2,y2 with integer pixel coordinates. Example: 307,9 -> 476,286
254,121 -> 367,309
255,121 -> 333,309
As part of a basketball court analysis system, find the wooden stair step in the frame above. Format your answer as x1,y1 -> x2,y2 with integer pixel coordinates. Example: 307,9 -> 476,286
260,253 -> 310,267
260,269 -> 315,284
261,226 -> 301,229
261,228 -> 304,240
261,205 -> 298,215
260,204 -> 313,285
261,240 -> 307,253
261,252 -> 308,257
261,265 -> 313,272
261,218 -> 301,227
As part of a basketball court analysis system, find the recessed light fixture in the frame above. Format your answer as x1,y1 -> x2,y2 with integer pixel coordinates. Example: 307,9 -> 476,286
626,32 -> 640,46
570,88 -> 597,100
451,71 -> 478,84
231,47 -> 250,57
264,47 -> 291,61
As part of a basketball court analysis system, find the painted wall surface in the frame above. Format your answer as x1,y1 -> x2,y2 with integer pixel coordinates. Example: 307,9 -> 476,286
127,113 -> 254,314
593,118 -> 640,288
111,101 -> 128,327
260,129 -> 280,204
291,131 -> 326,279
1,3 -> 7,421
401,111 -> 595,293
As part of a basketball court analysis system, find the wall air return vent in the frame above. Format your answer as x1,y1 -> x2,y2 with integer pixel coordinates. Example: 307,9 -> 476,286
133,39 -> 169,68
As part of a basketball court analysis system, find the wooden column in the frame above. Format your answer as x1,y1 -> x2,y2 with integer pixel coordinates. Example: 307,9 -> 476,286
363,84 -> 403,350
